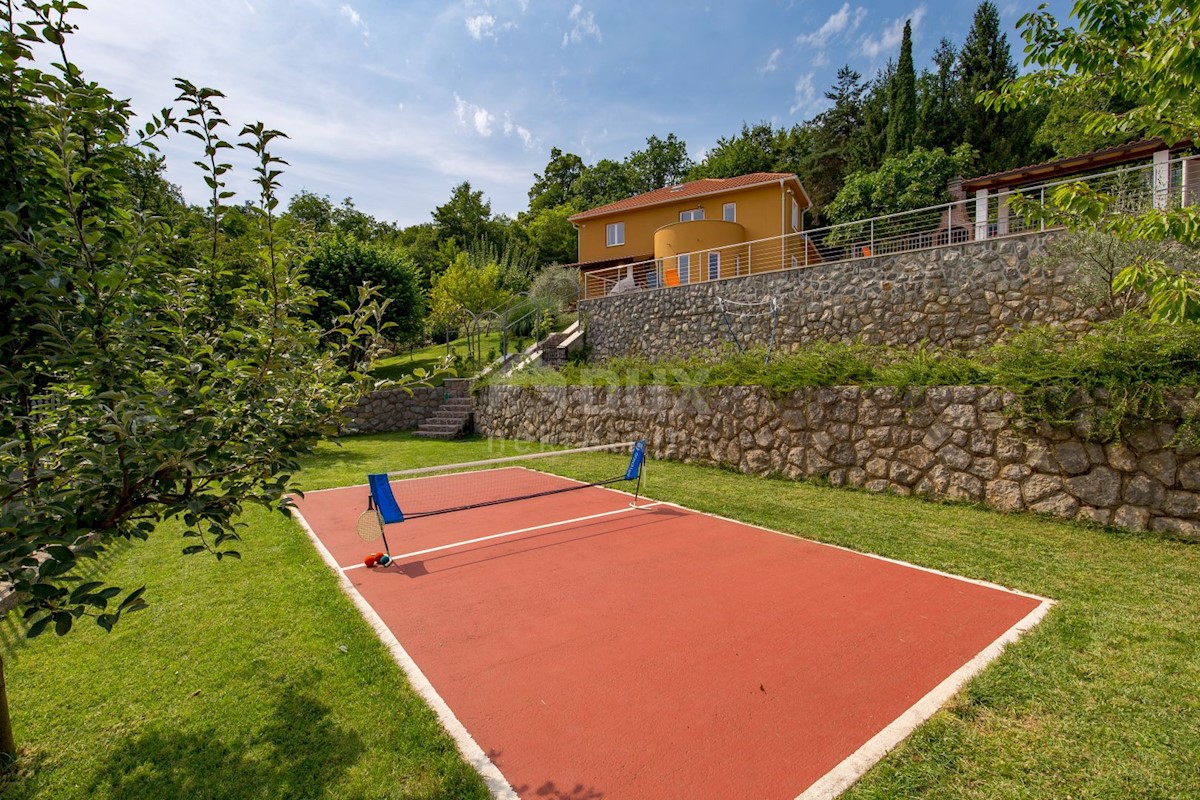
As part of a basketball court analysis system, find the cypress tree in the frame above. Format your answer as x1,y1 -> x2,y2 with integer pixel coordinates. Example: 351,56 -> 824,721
886,20 -> 918,157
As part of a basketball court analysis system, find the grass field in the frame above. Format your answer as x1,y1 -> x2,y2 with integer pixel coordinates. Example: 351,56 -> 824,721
3,433 -> 1199,799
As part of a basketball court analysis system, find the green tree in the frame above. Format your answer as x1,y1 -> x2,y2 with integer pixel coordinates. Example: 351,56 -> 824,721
574,158 -> 637,209
886,20 -> 918,158
688,122 -> 780,179
917,38 -> 963,151
428,253 -> 511,364
826,143 -> 978,224
626,133 -> 693,193
432,181 -> 497,250
521,204 -> 579,266
958,1 -> 1042,173
990,0 -> 1200,320
847,63 -> 894,176
800,66 -> 866,221
528,147 -> 585,213
302,234 -> 425,347
0,2 -> 388,765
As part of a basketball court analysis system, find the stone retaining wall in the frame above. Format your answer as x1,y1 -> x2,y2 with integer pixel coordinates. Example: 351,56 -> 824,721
343,386 -> 443,434
475,383 -> 1200,538
580,231 -> 1098,359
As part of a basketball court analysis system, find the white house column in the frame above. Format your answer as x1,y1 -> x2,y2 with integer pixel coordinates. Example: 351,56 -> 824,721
975,188 -> 989,241
1153,148 -> 1170,210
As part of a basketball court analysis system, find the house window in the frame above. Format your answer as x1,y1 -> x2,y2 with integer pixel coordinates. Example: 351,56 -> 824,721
708,252 -> 720,280
680,208 -> 704,222
678,253 -> 690,284
723,203 -> 736,222
791,198 -> 800,231
606,222 -> 625,247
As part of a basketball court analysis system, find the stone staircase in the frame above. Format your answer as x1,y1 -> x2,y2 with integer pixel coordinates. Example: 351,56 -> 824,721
413,378 -> 474,440
539,331 -> 571,368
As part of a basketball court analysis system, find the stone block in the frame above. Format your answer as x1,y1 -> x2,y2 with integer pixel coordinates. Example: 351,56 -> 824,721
1113,505 -> 1150,531
1054,442 -> 1091,475
1151,517 -> 1200,539
1105,442 -> 1138,472
985,479 -> 1024,512
923,421 -> 954,450
1165,490 -> 1200,519
1022,474 -> 1062,504
898,445 -> 937,470
1179,457 -> 1200,491
1138,452 -> 1178,487
889,461 -> 923,487
939,443 -> 973,471
1064,467 -> 1121,508
1028,492 -> 1081,518
1123,474 -> 1166,508
942,403 -> 978,429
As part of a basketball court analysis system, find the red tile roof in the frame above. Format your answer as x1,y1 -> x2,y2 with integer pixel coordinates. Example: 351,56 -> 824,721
569,172 -> 807,222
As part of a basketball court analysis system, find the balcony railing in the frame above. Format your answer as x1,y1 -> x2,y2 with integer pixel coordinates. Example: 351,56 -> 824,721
580,156 -> 1197,301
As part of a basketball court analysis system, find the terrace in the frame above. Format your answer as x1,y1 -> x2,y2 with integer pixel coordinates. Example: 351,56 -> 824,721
581,153 -> 1200,301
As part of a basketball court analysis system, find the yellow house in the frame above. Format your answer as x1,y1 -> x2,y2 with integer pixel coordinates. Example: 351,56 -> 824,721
569,172 -> 821,298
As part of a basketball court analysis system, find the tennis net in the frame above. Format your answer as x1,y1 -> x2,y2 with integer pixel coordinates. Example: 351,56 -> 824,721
369,440 -> 646,523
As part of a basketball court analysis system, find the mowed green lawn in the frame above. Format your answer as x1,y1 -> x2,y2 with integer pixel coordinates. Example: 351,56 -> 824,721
3,432 -> 1199,799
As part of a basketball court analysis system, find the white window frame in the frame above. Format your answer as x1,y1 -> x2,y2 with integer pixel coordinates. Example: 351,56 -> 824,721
677,253 -> 690,284
791,198 -> 800,231
679,208 -> 705,222
606,221 -> 625,247
723,202 -> 736,222
708,252 -> 720,280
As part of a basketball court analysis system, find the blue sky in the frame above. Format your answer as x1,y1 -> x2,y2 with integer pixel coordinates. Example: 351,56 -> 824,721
62,0 -> 1071,227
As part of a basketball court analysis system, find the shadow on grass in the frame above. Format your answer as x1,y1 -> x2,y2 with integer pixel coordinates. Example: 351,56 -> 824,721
85,684 -> 363,800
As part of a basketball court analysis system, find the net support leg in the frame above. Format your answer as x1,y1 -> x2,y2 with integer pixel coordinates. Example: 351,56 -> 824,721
630,464 -> 649,509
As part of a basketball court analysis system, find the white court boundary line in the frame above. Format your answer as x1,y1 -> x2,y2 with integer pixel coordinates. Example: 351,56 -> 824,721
595,492 -> 1057,800
342,501 -> 658,572
796,597 -> 1054,800
288,506 -> 520,800
294,461 -> 1055,800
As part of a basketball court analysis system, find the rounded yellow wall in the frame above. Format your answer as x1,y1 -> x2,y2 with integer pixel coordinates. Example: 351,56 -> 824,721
654,220 -> 745,284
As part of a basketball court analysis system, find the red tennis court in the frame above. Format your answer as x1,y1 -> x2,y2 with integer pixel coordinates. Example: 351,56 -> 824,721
290,465 -> 1051,800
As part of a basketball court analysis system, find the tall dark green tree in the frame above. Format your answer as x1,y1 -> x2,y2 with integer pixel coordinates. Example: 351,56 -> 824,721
917,38 -> 962,151
847,63 -> 894,177
800,66 -> 866,219
958,1 -> 1041,173
886,20 -> 918,157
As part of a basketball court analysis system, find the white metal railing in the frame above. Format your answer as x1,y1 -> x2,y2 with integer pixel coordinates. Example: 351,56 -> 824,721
580,156 -> 1198,301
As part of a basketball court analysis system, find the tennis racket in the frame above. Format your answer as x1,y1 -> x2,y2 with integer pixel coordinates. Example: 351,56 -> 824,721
356,509 -> 384,542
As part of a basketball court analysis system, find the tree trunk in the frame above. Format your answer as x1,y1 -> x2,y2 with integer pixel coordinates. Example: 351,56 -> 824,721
0,653 -> 15,771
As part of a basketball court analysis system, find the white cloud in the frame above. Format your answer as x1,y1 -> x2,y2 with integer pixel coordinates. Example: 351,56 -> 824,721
562,3 -> 601,47
503,111 -> 536,149
759,47 -> 782,75
789,72 -> 819,116
465,13 -> 495,39
797,3 -> 867,47
339,3 -> 369,43
454,92 -> 498,137
860,6 -> 925,59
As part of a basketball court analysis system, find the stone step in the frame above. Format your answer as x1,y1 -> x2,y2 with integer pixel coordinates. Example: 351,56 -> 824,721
422,411 -> 471,424
412,430 -> 460,440
417,421 -> 464,432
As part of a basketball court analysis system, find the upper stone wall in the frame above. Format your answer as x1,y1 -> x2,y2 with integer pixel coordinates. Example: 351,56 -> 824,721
580,232 -> 1097,359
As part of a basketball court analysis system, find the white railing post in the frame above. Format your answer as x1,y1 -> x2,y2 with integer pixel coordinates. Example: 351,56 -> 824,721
1039,187 -> 1045,232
